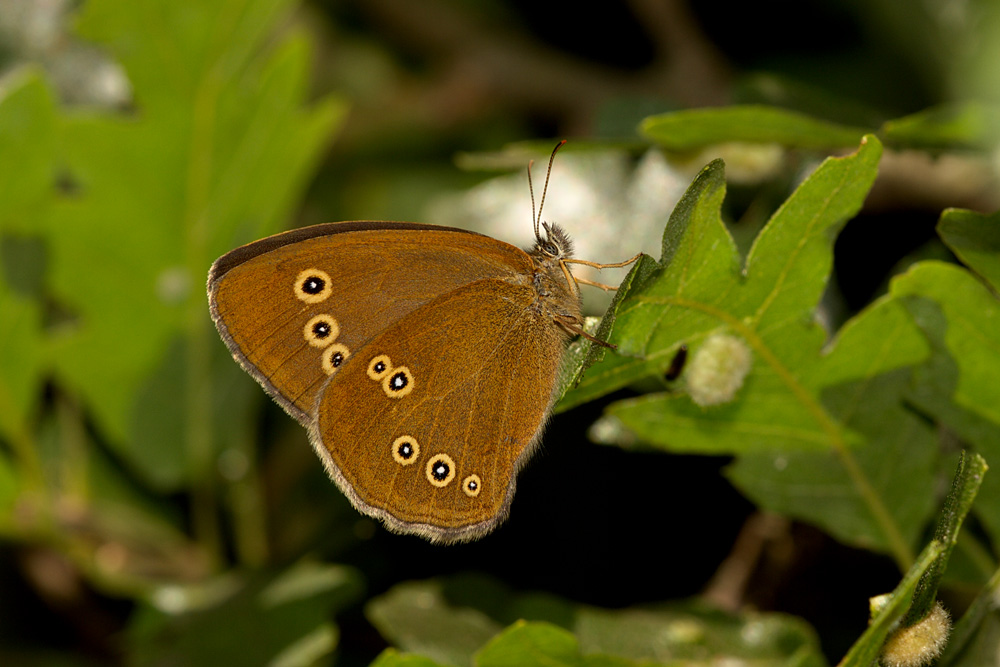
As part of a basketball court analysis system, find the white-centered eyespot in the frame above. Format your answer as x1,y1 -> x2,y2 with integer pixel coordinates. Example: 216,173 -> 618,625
382,366 -> 414,398
367,354 -> 392,381
320,343 -> 350,376
686,333 -> 753,407
462,474 -> 482,497
303,314 -> 339,347
391,435 -> 420,466
425,453 -> 456,487
294,269 -> 333,304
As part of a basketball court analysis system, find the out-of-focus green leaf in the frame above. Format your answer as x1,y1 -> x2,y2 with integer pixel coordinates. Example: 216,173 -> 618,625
123,336 -> 259,490
0,68 -> 55,445
370,650 -> 449,667
0,66 -> 56,234
573,605 -> 825,667
367,575 -> 827,667
937,208 -> 1000,291
127,561 -> 363,665
476,621 -> 640,667
641,105 -> 870,151
880,103 -> 1000,151
44,0 -> 346,486
0,280 -> 45,446
939,565 -> 1000,666
367,580 -> 503,667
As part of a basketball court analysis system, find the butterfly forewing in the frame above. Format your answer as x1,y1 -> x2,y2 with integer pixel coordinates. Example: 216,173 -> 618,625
310,278 -> 567,543
208,223 -> 535,425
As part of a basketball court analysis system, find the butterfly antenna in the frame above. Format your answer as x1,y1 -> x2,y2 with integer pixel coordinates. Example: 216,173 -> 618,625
527,158 -> 539,241
536,139 -> 566,240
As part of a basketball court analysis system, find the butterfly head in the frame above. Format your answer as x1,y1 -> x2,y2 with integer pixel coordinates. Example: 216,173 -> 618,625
535,221 -> 574,260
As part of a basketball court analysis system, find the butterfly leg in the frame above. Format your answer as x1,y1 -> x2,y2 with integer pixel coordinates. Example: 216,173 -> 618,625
564,252 -> 642,291
573,276 -> 620,292
554,314 -> 616,349
565,252 -> 642,272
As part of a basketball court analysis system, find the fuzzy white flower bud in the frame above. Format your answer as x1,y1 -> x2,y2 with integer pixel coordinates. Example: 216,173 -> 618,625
880,601 -> 951,667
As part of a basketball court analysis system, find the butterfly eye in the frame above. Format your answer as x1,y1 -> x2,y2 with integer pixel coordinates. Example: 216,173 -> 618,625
321,343 -> 350,375
391,435 -> 420,466
462,474 -> 482,497
425,453 -> 456,487
303,314 -> 340,347
294,268 -> 333,303
381,367 -> 414,398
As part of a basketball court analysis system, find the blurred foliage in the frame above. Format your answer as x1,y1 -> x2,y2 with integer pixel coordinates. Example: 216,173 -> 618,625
1,0 -> 1000,666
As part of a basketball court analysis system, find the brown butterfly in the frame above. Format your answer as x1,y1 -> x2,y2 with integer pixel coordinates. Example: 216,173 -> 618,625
208,142 -> 636,543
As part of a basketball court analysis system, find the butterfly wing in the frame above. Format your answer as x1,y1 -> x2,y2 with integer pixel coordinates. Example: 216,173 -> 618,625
310,277 -> 568,543
208,222 -> 536,425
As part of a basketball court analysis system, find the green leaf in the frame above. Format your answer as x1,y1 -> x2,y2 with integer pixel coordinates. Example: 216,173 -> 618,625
891,262 -> 1000,428
367,575 -> 826,667
572,604 -> 825,667
370,650 -> 449,667
939,565 -> 1000,666
558,158 -> 734,412
641,105 -> 871,151
891,260 -> 1000,546
127,561 -> 363,665
366,580 -> 503,667
0,66 -> 57,235
880,102 -> 1000,151
838,540 -> 944,667
724,296 -> 937,557
0,278 -> 46,447
556,253 -> 660,407
476,621 -> 642,667
475,621 -> 578,667
0,68 -> 55,450
564,136 -> 940,562
937,208 -> 1000,292
45,0 -> 346,483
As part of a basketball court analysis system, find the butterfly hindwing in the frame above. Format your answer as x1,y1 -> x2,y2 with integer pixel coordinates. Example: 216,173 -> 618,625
310,277 -> 568,543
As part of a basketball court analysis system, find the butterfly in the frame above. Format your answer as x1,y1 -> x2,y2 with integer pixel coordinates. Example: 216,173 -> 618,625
208,142 -> 636,542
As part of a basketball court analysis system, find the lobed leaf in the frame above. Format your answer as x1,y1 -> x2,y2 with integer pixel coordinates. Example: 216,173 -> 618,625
562,135 -> 944,562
